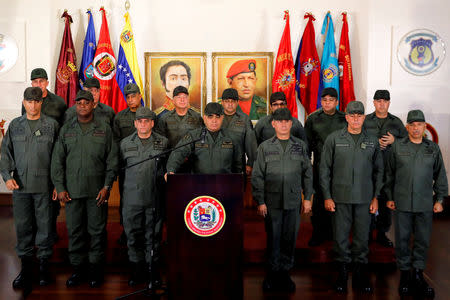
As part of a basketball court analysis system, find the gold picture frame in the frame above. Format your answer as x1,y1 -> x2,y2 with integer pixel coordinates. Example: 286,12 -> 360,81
212,52 -> 273,120
144,52 -> 207,115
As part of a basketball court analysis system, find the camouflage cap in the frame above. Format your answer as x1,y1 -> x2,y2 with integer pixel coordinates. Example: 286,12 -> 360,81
173,86 -> 189,97
23,87 -> 43,101
83,77 -> 100,89
272,107 -> 292,121
30,68 -> 48,80
407,110 -> 425,123
270,92 -> 287,105
204,102 -> 224,116
135,106 -> 156,120
124,83 -> 140,96
221,88 -> 239,101
74,90 -> 94,102
346,101 -> 365,115
373,90 -> 390,100
321,87 -> 338,98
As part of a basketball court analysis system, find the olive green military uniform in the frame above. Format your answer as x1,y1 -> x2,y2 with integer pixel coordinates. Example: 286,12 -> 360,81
51,118 -> 118,266
0,114 -> 59,259
304,108 -> 347,241
64,102 -> 115,128
166,128 -> 243,174
320,128 -> 384,264
384,137 -> 448,270
254,114 -> 306,145
120,132 -> 168,264
363,112 -> 407,234
252,136 -> 313,271
236,95 -> 267,120
221,111 -> 257,168
113,108 -> 138,143
21,90 -> 67,126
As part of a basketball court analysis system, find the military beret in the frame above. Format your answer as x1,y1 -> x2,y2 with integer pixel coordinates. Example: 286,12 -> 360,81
407,110 -> 425,123
135,106 -> 156,120
30,68 -> 48,80
272,107 -> 292,121
173,86 -> 189,97
226,59 -> 256,79
373,90 -> 390,100
124,83 -> 140,96
221,88 -> 239,101
74,90 -> 94,102
204,102 -> 224,116
346,101 -> 365,115
83,77 -> 100,89
321,87 -> 338,98
23,87 -> 43,101
270,92 -> 287,105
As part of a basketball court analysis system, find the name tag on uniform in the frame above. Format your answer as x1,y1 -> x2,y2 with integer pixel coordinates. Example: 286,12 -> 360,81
221,141 -> 233,149
235,120 -> 244,127
125,146 -> 138,152
336,143 -> 350,147
195,143 -> 209,148
93,130 -> 106,137
361,141 -> 374,149
64,133 -> 76,138
34,130 -> 41,136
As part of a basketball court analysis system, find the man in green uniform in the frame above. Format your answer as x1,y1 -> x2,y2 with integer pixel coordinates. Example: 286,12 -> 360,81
51,90 -> 118,288
220,88 -> 257,176
1,87 -> 59,291
113,83 -> 142,244
320,101 -> 383,293
120,107 -> 168,287
252,108 -> 313,292
304,87 -> 347,246
64,78 -> 115,127
363,90 -> 407,248
384,110 -> 447,298
254,92 -> 306,145
166,102 -> 242,176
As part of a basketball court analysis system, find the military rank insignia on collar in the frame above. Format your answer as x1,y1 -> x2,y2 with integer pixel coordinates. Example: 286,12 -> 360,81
34,130 -> 41,136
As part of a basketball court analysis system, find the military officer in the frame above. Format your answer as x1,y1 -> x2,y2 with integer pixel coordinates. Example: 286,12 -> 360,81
384,110 -> 447,298
64,77 -> 115,127
320,101 -> 383,293
166,102 -> 242,176
1,87 -> 59,290
304,87 -> 347,246
220,88 -> 257,176
120,107 -> 168,287
363,90 -> 407,247
113,83 -> 142,245
254,92 -> 306,145
51,90 -> 118,288
252,108 -> 313,292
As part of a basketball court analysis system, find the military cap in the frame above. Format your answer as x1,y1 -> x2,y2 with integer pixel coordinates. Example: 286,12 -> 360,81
221,88 -> 239,101
321,87 -> 338,98
30,68 -> 48,80
124,83 -> 140,96
407,110 -> 425,123
226,59 -> 256,79
272,107 -> 292,121
373,90 -> 390,100
173,86 -> 189,97
83,77 -> 100,89
74,90 -> 94,102
23,87 -> 43,101
204,102 -> 224,116
135,106 -> 156,120
270,92 -> 287,105
346,101 -> 365,115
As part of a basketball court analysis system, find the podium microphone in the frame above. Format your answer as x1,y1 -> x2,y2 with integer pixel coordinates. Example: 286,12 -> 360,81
200,127 -> 207,144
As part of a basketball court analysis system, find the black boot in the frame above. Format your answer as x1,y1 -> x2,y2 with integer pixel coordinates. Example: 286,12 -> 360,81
352,263 -> 373,293
398,270 -> 411,296
376,232 -> 394,248
12,257 -> 33,290
262,270 -> 277,292
88,263 -> 104,288
66,264 -> 86,287
335,263 -> 348,293
280,271 -> 295,292
151,260 -> 162,288
413,269 -> 435,298
128,262 -> 145,286
39,258 -> 52,286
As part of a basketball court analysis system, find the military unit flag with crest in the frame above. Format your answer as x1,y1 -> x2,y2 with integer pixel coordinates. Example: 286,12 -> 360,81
272,11 -> 298,118
110,12 -> 144,113
55,11 -> 79,107
79,10 -> 96,89
338,13 -> 355,112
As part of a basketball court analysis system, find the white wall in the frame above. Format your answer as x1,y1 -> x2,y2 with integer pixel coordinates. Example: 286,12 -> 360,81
0,0 -> 449,192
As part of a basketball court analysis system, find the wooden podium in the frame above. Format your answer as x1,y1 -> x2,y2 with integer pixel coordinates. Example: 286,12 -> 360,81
166,174 -> 244,300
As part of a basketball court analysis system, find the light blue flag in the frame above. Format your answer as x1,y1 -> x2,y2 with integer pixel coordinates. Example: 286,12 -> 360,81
78,10 -> 96,88
317,12 -> 339,109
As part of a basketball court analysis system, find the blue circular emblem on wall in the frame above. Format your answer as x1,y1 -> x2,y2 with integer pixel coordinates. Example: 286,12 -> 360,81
397,29 -> 446,76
